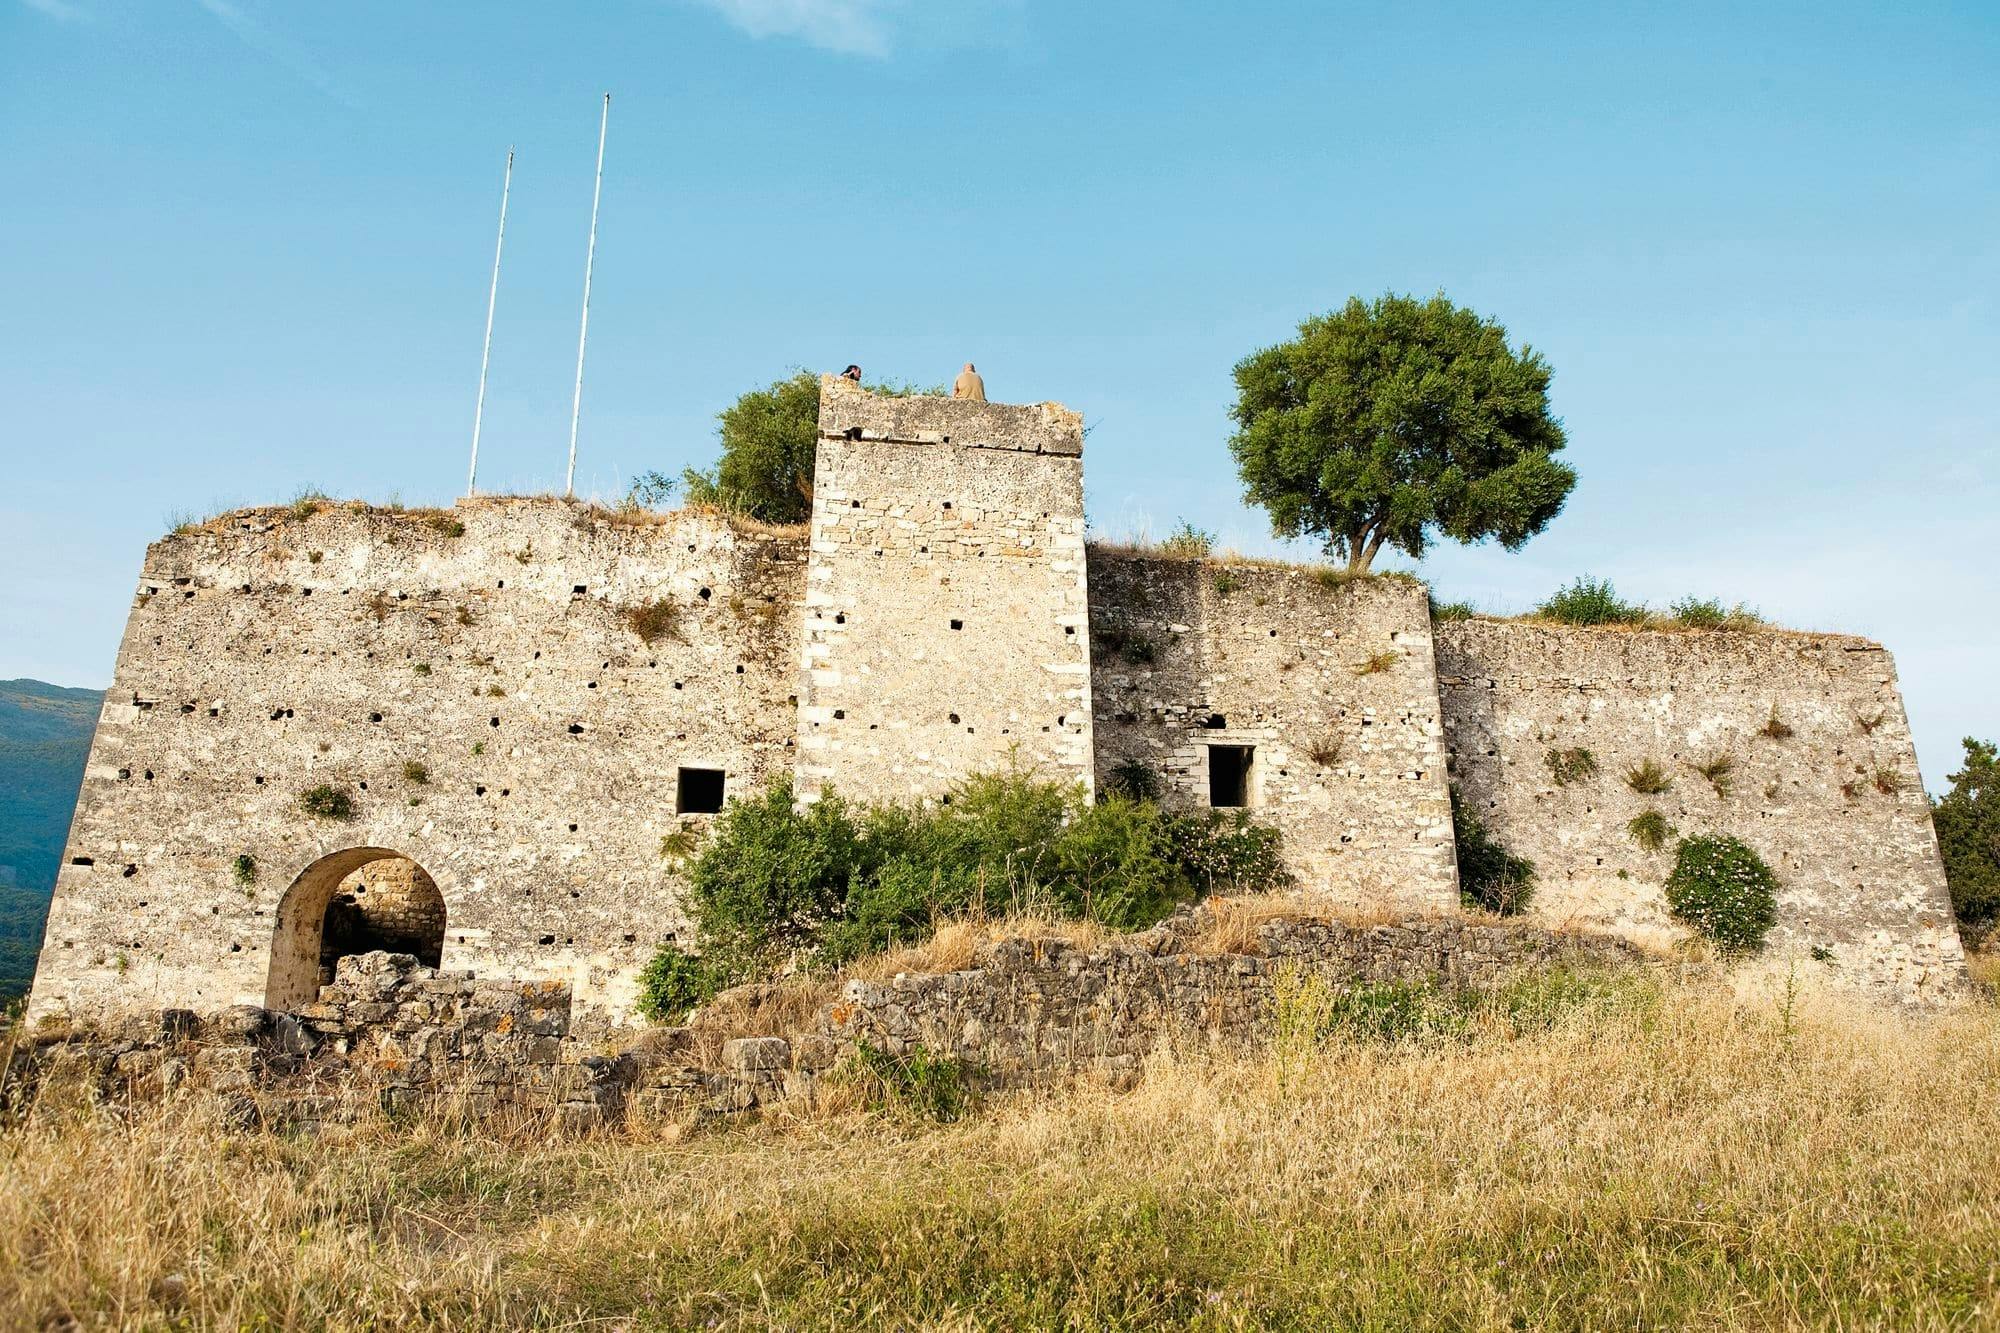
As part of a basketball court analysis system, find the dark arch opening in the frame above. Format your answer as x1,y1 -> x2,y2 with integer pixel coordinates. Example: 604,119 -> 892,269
266,847 -> 447,1010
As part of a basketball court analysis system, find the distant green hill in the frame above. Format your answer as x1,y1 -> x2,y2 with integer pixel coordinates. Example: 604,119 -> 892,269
0,679 -> 103,1002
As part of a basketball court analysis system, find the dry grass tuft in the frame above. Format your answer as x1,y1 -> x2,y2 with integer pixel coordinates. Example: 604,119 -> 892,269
843,913 -> 1115,982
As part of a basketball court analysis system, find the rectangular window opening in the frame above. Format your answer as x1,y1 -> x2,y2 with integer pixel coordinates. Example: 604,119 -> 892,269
676,766 -> 726,815
1208,745 -> 1253,809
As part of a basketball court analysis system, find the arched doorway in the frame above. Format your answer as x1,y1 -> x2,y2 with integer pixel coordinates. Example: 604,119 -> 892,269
265,847 -> 447,1010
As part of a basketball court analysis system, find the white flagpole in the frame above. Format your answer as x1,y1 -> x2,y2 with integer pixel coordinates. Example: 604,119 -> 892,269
467,146 -> 513,497
566,93 -> 610,498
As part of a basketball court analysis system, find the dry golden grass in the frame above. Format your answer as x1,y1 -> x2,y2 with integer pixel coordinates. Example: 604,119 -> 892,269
841,912 -> 1115,981
4,973 -> 1998,1329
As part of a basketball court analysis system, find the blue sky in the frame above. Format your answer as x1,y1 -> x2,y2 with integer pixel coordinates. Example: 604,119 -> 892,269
2,0 -> 1995,791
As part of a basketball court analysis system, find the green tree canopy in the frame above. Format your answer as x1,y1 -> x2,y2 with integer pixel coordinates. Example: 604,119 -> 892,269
682,370 -> 822,525
1933,738 -> 2000,943
1229,293 -> 1576,573
672,371 -> 946,525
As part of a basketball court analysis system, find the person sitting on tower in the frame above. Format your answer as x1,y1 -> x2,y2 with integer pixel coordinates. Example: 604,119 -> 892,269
952,362 -> 986,401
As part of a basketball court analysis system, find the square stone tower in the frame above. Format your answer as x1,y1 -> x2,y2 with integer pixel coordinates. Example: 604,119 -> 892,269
795,375 -> 1093,802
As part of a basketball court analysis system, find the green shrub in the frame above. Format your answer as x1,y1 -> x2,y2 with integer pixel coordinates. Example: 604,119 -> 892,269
1451,787 -> 1534,914
849,1042 -> 978,1122
634,944 -> 730,1023
1626,810 -> 1672,852
1669,597 -> 1761,630
1103,759 -> 1162,801
1933,738 -> 2000,943
298,785 -> 355,821
231,854 -> 257,887
1167,808 -> 1289,895
1664,833 -> 1779,954
1212,571 -> 1242,597
686,780 -> 863,973
683,770 -> 1289,974
401,760 -> 430,785
1544,746 -> 1597,786
1538,577 -> 1649,626
1158,521 -> 1213,559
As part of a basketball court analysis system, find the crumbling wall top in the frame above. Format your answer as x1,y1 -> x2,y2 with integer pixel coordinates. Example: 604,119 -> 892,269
817,374 -> 1083,456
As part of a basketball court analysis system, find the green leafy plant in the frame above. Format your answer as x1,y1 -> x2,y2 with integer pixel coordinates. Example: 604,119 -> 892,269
471,741 -> 485,756
401,760 -> 429,785
633,943 -> 729,1023
412,663 -> 432,677
1103,759 -> 1162,801
849,1042 -> 978,1123
298,785 -> 355,821
1229,293 -> 1574,574
1158,521 -> 1214,559
1544,747 -> 1598,786
1627,810 -> 1672,852
231,854 -> 257,887
1451,787 -> 1534,914
422,512 -> 466,538
1212,571 -> 1242,597
1625,759 -> 1672,795
1538,577 -> 1649,626
1664,833 -> 1779,954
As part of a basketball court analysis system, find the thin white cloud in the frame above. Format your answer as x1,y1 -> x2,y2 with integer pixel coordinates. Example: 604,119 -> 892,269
192,0 -> 359,109
682,0 -> 1015,58
22,0 -> 92,21
688,0 -> 894,56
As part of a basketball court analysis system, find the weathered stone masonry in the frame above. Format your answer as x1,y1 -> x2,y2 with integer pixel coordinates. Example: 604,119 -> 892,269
27,381 -> 1966,1027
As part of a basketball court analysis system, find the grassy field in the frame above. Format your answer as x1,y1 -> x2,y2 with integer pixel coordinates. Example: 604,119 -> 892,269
4,969 -> 1999,1330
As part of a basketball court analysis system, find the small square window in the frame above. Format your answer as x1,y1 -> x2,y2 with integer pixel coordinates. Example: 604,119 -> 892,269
676,766 -> 725,815
1209,745 -> 1254,808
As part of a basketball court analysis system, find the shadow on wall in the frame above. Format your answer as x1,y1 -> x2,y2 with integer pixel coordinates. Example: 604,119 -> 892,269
266,847 -> 445,1010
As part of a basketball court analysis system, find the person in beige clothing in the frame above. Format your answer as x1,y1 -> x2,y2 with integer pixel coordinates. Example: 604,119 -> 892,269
952,363 -> 986,401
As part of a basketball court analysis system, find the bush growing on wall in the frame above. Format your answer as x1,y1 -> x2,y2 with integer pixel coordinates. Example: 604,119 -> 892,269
633,944 -> 731,1023
653,771 -> 1292,997
1538,577 -> 1649,627
1664,833 -> 1779,954
1450,787 -> 1535,914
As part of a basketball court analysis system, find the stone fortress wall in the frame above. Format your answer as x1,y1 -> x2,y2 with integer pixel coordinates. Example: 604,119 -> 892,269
27,382 -> 1966,1026
1438,622 -> 1964,997
30,498 -> 806,1025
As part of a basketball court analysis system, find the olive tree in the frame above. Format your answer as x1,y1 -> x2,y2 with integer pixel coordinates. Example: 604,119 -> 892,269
1229,293 -> 1576,573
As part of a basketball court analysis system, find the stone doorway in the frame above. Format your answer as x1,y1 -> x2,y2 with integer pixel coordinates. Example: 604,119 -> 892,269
265,847 -> 447,1010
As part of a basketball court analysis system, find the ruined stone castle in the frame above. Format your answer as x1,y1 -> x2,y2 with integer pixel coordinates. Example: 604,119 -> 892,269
28,376 -> 1965,1026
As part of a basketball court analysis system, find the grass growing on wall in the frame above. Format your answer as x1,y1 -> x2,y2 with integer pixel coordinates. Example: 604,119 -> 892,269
6,974 -> 2000,1328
